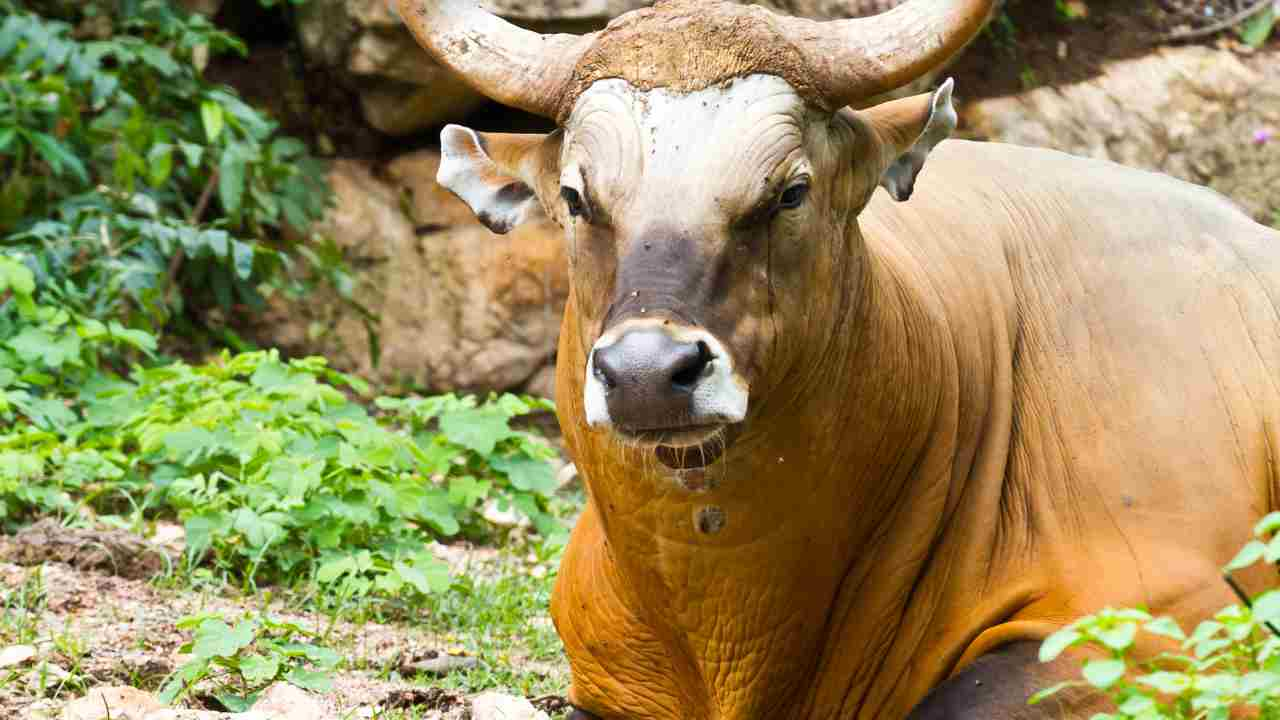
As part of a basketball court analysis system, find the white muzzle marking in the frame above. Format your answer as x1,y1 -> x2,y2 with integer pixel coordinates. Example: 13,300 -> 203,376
583,319 -> 749,429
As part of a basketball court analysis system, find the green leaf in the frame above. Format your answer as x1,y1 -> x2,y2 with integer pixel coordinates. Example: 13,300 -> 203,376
219,144 -> 246,216
1082,658 -> 1125,689
1143,617 -> 1186,641
1255,511 -> 1280,537
285,667 -> 332,693
1094,622 -> 1137,652
237,653 -> 280,685
192,619 -> 255,660
0,127 -> 16,152
491,453 -> 556,494
1227,540 -> 1267,570
136,45 -> 181,76
393,557 -> 451,595
1239,6 -> 1277,49
232,241 -> 255,280
201,100 -> 224,142
439,407 -> 515,456
1254,590 -> 1280,625
147,143 -> 174,187
28,132 -> 89,183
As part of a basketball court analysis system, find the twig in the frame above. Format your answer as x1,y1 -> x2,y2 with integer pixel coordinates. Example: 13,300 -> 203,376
165,168 -> 220,306
1163,0 -> 1275,40
1224,571 -> 1280,638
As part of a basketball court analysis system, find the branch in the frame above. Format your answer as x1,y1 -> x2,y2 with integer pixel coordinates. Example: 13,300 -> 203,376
165,168 -> 220,307
1162,0 -> 1275,41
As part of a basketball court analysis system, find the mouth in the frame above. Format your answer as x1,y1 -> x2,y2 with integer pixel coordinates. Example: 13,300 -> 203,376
615,424 -> 738,470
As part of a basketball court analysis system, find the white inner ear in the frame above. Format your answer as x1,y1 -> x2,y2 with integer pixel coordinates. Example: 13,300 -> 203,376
437,124 -> 540,235
879,77 -> 958,203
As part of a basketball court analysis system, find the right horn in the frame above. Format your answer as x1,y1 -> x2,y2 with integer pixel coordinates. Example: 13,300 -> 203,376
395,0 -> 594,120
778,0 -> 995,110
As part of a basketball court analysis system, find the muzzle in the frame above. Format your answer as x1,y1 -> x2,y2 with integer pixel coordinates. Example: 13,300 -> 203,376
584,318 -> 748,435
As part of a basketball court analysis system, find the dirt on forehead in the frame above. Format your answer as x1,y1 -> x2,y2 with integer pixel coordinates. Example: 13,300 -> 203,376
558,0 -> 831,121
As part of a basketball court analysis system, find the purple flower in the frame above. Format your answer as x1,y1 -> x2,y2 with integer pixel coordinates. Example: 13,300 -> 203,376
1255,128 -> 1275,146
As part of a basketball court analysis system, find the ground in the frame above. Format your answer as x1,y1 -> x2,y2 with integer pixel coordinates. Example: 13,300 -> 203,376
0,521 -> 572,719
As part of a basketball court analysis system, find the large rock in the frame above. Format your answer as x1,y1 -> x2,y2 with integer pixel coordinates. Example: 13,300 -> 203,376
256,153 -> 568,394
964,45 -> 1280,224
295,0 -> 914,135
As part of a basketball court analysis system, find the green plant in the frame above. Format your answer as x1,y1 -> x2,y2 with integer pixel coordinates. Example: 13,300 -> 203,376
0,2 -> 341,341
1034,511 -> 1280,719
0,348 -> 565,597
0,565 -> 46,646
160,610 -> 340,711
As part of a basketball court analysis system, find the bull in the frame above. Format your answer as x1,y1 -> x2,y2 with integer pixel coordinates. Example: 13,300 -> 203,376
395,0 -> 1280,717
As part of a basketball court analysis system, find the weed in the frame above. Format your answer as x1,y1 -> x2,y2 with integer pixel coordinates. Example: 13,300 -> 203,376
1035,511 -> 1280,718
160,609 -> 341,711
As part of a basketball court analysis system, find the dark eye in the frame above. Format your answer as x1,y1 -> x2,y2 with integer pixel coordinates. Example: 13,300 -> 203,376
561,186 -> 587,218
778,182 -> 809,210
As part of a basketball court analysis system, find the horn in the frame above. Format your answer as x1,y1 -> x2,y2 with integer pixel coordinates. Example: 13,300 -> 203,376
778,0 -> 995,110
395,0 -> 594,119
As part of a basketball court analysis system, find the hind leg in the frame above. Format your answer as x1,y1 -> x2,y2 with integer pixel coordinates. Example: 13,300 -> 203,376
906,642 -> 1099,720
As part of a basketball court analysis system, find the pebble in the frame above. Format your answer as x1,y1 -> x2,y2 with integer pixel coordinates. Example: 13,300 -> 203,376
470,692 -> 550,720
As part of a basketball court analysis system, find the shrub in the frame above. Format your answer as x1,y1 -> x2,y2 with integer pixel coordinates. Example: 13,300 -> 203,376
0,1 -> 344,342
1034,512 -> 1280,719
0,347 -> 563,595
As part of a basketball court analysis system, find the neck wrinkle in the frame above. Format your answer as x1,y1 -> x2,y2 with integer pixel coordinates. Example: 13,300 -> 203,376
789,226 -> 964,720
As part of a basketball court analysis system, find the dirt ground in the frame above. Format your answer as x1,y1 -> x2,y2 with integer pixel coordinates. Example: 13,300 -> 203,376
0,522 -> 569,719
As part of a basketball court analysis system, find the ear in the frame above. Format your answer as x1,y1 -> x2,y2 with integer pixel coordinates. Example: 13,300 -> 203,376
861,78 -> 958,203
437,125 -> 554,234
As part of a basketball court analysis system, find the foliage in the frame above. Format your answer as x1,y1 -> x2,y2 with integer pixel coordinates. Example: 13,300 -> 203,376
0,1 -> 343,344
1238,3 -> 1278,49
0,346 -> 564,595
160,609 -> 340,710
1034,511 -> 1280,719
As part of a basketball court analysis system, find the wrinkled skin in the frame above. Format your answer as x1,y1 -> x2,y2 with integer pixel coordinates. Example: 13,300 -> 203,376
439,75 -> 1280,719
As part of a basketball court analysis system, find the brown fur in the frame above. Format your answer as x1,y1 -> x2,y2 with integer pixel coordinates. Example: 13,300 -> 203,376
558,0 -> 831,120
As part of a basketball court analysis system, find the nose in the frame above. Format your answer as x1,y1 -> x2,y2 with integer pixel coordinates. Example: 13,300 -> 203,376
591,328 -> 714,431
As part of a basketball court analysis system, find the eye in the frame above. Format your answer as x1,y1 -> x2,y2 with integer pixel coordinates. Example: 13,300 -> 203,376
561,186 -> 587,219
777,182 -> 809,211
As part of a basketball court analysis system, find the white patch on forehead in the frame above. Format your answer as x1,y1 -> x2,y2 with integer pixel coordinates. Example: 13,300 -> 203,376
561,75 -> 811,222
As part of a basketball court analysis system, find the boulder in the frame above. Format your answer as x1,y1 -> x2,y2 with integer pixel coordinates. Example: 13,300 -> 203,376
254,153 -> 568,395
964,45 -> 1280,225
294,0 -> 916,135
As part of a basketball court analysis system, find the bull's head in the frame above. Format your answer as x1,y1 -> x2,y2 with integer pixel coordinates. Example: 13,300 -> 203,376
399,1 -> 989,716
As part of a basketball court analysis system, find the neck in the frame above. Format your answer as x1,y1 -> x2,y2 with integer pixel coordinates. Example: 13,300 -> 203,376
553,224 -> 974,720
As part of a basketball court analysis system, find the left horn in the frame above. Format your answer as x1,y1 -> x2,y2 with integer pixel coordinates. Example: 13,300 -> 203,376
778,0 -> 995,110
395,0 -> 594,119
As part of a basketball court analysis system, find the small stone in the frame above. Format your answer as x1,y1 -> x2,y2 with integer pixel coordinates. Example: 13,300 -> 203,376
0,644 -> 35,668
62,686 -> 163,720
251,682 -> 329,719
471,692 -> 550,720
401,653 -> 479,676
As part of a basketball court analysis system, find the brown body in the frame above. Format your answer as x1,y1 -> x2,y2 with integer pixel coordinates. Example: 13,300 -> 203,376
553,141 -> 1280,719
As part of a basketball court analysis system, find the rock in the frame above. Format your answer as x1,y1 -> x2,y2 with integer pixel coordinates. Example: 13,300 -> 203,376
470,692 -> 550,720
0,644 -> 35,668
399,652 -> 479,676
252,154 -> 568,394
0,519 -> 176,580
295,0 -> 921,135
964,45 -> 1280,225
250,683 -> 329,719
61,686 -> 162,720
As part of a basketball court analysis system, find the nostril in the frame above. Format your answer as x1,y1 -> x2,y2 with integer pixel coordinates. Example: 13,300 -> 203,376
670,340 -> 715,390
592,349 -> 618,390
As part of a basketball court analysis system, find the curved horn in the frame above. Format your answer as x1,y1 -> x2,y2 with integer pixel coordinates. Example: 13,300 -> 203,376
395,0 -> 593,119
779,0 -> 995,109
